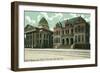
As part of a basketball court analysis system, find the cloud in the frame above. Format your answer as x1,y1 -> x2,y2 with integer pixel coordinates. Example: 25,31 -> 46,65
40,12 -> 63,21
55,13 -> 63,20
70,13 -> 77,17
25,16 -> 31,23
80,15 -> 90,22
31,20 -> 36,24
40,12 -> 48,18
40,12 -> 49,20
55,13 -> 63,17
25,16 -> 36,24
37,15 -> 42,22
49,17 -> 53,21
64,18 -> 68,20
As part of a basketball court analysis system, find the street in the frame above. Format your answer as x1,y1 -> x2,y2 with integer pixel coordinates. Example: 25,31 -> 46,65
24,48 -> 90,61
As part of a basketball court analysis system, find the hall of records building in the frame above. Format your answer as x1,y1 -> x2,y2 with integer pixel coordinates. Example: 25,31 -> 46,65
24,16 -> 90,49
53,16 -> 90,49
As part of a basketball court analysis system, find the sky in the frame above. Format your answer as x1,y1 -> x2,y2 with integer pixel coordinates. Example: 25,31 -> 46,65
24,11 -> 90,31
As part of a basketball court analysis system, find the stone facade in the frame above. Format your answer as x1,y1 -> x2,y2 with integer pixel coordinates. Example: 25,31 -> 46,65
24,17 -> 53,48
53,16 -> 90,49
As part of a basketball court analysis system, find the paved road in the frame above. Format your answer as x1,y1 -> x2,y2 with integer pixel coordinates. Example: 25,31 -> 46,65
24,48 -> 90,61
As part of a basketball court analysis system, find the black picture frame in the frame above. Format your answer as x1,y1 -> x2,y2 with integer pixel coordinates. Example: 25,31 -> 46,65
11,1 -> 98,71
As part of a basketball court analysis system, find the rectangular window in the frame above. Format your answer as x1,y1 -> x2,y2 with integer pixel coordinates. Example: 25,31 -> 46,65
58,31 -> 60,35
44,34 -> 45,38
62,30 -> 64,35
66,30 -> 67,34
68,30 -> 69,34
75,27 -> 77,33
71,29 -> 73,33
82,35 -> 84,42
40,33 -> 41,38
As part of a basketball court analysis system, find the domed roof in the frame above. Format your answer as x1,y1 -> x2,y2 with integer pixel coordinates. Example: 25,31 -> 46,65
38,17 -> 49,29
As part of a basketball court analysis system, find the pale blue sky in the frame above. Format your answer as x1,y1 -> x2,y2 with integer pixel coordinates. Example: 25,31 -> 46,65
24,11 -> 90,30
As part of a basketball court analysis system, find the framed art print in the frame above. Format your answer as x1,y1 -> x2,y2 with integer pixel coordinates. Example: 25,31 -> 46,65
11,1 -> 98,71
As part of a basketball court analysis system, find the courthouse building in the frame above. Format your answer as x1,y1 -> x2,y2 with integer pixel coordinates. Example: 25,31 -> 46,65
53,16 -> 90,49
24,17 -> 53,48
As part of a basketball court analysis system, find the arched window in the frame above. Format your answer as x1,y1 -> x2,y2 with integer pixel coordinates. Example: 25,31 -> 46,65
75,36 -> 77,43
66,38 -> 69,45
78,35 -> 80,42
62,39 -> 65,45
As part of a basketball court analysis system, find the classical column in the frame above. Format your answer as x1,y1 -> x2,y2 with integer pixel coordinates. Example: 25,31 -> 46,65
32,32 -> 33,48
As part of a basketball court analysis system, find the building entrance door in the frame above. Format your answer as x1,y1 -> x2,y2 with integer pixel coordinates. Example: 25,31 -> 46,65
70,38 -> 73,45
